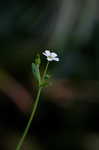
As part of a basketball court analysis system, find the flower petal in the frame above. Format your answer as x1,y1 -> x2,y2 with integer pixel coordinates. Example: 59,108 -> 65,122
53,57 -> 59,61
42,52 -> 46,56
42,50 -> 51,57
42,50 -> 59,62
51,52 -> 57,57
45,50 -> 51,56
47,57 -> 53,61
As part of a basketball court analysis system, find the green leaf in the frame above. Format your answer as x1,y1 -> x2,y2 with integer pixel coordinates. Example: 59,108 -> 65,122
32,63 -> 41,85
40,81 -> 50,88
35,53 -> 41,67
44,74 -> 51,80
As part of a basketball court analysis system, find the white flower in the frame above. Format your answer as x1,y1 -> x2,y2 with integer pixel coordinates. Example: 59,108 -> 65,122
43,50 -> 59,61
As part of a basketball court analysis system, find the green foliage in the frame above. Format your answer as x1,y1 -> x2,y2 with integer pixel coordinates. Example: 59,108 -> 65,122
44,74 -> 51,80
32,63 -> 41,86
35,53 -> 41,67
40,80 -> 50,88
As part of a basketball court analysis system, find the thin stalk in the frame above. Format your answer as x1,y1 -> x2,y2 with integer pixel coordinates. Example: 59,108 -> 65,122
16,61 -> 49,150
42,61 -> 49,81
16,87 -> 42,150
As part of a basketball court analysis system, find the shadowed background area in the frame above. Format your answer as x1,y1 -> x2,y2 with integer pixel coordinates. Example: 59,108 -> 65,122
0,0 -> 99,149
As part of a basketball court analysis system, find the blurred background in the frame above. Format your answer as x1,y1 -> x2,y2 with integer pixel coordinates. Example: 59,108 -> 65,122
0,0 -> 99,149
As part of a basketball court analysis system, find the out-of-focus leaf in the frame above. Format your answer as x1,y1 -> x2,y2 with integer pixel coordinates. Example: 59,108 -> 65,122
35,53 -> 41,67
44,74 -> 51,80
32,63 -> 41,85
40,81 -> 50,88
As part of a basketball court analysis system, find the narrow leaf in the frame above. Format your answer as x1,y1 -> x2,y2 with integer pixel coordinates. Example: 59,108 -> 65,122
32,63 -> 41,85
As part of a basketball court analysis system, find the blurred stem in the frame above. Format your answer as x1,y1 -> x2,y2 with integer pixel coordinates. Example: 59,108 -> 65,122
16,87 -> 42,150
16,61 -> 49,150
42,61 -> 49,81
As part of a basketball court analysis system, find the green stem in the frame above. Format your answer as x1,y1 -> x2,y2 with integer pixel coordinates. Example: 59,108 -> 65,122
16,87 -> 42,150
16,61 -> 49,150
42,61 -> 49,81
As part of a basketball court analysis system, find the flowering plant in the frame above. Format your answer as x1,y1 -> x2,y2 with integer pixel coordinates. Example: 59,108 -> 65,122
43,50 -> 59,61
16,50 -> 59,150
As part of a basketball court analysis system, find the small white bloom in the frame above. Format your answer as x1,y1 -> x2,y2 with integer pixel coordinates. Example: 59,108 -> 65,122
43,50 -> 59,62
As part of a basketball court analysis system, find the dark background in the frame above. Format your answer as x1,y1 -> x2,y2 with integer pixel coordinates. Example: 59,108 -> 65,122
0,0 -> 99,149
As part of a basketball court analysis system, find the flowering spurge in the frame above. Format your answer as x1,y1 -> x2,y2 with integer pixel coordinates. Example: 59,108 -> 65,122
43,50 -> 59,61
